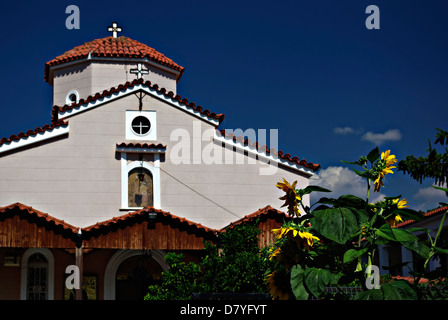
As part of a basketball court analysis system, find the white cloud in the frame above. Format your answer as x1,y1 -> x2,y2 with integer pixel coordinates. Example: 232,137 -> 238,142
361,129 -> 402,146
411,184 -> 447,211
414,185 -> 446,199
310,166 -> 367,202
310,166 -> 387,205
310,168 -> 447,212
370,192 -> 387,204
334,127 -> 355,135
414,183 -> 446,202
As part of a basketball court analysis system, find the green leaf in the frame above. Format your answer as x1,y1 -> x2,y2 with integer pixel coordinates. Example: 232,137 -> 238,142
329,272 -> 344,286
341,160 -> 362,166
394,209 -> 424,222
315,197 -> 339,206
354,288 -> 383,300
336,195 -> 366,208
406,227 -> 430,233
355,281 -> 417,300
384,195 -> 403,201
301,185 -> 332,195
353,168 -> 371,179
375,224 -> 418,243
433,185 -> 448,192
402,241 -> 431,259
310,207 -> 362,244
434,246 -> 448,255
304,268 -> 332,298
343,248 -> 369,264
382,281 -> 417,300
346,207 -> 369,226
341,156 -> 367,167
367,147 -> 380,163
290,265 -> 309,300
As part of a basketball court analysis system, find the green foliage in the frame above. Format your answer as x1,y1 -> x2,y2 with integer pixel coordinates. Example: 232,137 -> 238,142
145,222 -> 269,299
310,206 -> 367,244
355,280 -> 417,300
201,222 -> 268,294
144,252 -> 202,300
290,265 -> 308,300
267,145 -> 448,300
398,128 -> 448,187
303,267 -> 332,298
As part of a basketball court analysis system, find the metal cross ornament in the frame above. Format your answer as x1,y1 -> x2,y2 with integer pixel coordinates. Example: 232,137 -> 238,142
107,22 -> 122,38
130,63 -> 149,79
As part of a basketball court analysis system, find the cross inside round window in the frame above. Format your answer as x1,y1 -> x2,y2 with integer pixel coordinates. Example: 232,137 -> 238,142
131,116 -> 151,136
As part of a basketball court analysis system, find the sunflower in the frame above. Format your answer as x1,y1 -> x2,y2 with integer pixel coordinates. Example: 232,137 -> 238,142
385,198 -> 408,228
272,227 -> 320,250
266,271 -> 290,300
393,198 -> 409,209
268,247 -> 282,261
298,230 -> 321,250
386,214 -> 403,228
373,150 -> 398,192
272,227 -> 295,239
276,178 -> 302,217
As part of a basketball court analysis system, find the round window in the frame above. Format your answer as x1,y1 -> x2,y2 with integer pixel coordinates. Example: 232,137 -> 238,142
131,116 -> 151,135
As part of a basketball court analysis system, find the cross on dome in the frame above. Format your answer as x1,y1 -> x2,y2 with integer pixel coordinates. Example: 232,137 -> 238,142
130,63 -> 149,79
107,22 -> 122,38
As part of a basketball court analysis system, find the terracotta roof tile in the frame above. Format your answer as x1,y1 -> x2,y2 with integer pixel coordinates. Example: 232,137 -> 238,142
0,203 -> 79,234
390,275 -> 430,284
45,36 -> 184,83
0,120 -> 68,147
51,78 -> 225,126
222,205 -> 291,230
82,206 -> 218,236
216,130 -> 320,172
116,142 -> 166,149
397,206 -> 448,228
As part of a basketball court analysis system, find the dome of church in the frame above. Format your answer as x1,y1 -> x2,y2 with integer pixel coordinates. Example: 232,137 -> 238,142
44,36 -> 184,83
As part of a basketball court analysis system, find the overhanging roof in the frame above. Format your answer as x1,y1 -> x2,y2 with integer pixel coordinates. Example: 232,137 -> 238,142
45,36 -> 184,83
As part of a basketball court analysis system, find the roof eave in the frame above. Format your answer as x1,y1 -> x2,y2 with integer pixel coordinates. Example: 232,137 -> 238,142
52,79 -> 223,128
45,54 -> 184,85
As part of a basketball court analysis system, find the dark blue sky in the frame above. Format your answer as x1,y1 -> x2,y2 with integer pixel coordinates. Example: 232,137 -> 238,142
0,0 -> 447,211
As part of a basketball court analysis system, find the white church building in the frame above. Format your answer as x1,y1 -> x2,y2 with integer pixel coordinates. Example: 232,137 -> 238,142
0,24 -> 320,300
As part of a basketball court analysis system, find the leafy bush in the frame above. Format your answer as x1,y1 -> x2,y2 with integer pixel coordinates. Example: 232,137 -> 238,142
200,223 -> 269,294
144,252 -> 202,300
144,222 -> 270,299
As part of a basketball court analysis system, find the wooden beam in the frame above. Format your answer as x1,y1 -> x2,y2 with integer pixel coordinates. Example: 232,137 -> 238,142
75,228 -> 83,300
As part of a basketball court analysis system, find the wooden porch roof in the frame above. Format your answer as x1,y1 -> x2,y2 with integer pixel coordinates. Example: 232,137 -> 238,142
0,203 -> 289,250
0,203 -> 78,248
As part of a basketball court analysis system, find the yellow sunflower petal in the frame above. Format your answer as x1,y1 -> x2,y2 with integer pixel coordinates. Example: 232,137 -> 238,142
398,199 -> 409,209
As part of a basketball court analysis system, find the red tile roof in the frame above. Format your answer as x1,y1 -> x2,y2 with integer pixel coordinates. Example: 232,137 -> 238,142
82,206 -> 218,236
0,120 -> 68,147
216,129 -> 320,172
45,36 -> 184,83
0,203 -> 79,234
51,78 -> 225,126
397,206 -> 448,228
116,142 -> 166,149
390,275 -> 430,284
223,205 -> 291,230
